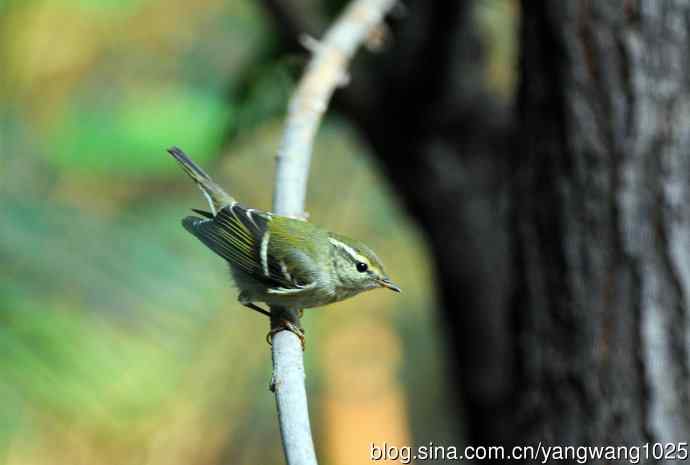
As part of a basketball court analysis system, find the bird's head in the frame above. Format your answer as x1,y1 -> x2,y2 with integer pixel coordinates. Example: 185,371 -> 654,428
327,233 -> 400,295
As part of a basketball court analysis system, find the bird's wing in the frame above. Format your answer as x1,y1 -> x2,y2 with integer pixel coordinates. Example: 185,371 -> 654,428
182,203 -> 294,288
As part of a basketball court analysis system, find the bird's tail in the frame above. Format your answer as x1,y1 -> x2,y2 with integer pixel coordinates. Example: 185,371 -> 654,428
168,146 -> 234,214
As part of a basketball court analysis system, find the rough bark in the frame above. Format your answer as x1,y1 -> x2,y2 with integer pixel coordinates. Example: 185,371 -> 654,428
512,0 -> 690,452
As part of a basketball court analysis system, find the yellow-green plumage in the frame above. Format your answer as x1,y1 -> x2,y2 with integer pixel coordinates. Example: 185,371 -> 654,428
169,147 -> 400,312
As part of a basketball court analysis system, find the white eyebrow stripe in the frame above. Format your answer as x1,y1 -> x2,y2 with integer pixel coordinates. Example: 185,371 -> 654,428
260,231 -> 271,276
328,237 -> 368,264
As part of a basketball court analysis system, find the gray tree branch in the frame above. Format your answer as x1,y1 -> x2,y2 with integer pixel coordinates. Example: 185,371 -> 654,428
268,1 -> 397,464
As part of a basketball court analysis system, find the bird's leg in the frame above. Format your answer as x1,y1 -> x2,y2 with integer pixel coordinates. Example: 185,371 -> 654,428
240,292 -> 305,349
242,303 -> 305,349
238,292 -> 272,317
242,302 -> 272,317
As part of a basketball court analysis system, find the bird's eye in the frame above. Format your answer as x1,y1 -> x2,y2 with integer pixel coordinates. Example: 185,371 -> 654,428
356,262 -> 368,273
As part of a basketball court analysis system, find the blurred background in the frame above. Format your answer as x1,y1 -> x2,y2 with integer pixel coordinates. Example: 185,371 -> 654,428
0,1 -> 517,463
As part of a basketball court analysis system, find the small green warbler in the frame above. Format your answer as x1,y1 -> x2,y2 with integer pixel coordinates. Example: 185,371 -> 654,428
169,147 -> 399,340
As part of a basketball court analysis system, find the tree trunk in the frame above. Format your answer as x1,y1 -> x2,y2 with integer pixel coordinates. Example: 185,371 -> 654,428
513,0 -> 690,453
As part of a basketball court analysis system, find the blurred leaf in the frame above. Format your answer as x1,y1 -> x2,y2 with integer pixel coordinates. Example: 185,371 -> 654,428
0,306 -> 178,430
73,0 -> 144,13
49,89 -> 231,176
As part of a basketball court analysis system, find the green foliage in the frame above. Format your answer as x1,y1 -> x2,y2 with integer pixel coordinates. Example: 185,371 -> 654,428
73,0 -> 144,13
49,90 -> 231,175
0,306 -> 176,424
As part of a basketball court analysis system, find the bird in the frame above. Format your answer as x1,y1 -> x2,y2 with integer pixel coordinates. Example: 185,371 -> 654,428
168,147 -> 400,345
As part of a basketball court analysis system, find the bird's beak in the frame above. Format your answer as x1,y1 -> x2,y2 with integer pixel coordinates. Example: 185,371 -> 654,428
378,278 -> 401,293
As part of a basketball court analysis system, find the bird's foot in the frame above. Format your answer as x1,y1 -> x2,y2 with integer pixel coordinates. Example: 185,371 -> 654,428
242,302 -> 272,317
266,320 -> 305,351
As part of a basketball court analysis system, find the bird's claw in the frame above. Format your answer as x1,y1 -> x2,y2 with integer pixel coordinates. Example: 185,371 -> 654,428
266,320 -> 305,351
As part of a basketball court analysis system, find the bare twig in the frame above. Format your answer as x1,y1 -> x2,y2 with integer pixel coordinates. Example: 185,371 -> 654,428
272,0 -> 397,217
268,1 -> 397,464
